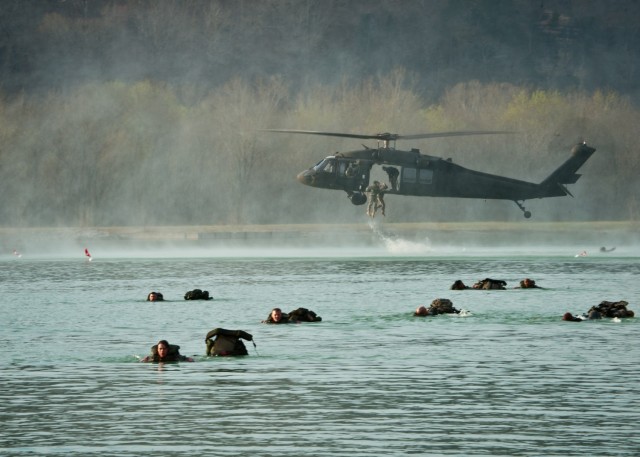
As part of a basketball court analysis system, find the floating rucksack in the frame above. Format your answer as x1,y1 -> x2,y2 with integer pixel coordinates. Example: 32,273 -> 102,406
287,307 -> 322,322
205,328 -> 253,356
184,289 -> 212,300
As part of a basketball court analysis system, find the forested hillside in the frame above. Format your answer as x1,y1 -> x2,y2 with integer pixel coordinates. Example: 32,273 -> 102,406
0,0 -> 638,226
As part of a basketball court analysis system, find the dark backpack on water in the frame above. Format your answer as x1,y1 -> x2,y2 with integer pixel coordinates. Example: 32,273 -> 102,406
428,298 -> 460,315
184,289 -> 212,300
475,278 -> 507,290
205,328 -> 253,356
287,307 -> 322,322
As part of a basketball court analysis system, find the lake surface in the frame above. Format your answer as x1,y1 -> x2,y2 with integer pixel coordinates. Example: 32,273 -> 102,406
1,240 -> 639,456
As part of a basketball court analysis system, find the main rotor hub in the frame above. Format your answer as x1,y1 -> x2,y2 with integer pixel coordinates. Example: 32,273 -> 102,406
375,133 -> 398,149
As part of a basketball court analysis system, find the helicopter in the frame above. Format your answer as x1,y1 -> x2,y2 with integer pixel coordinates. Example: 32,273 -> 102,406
265,129 -> 596,218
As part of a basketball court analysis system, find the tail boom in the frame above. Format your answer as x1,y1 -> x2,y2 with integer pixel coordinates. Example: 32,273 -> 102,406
541,142 -> 596,190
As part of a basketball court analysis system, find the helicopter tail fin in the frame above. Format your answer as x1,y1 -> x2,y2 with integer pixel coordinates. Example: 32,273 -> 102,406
541,143 -> 595,190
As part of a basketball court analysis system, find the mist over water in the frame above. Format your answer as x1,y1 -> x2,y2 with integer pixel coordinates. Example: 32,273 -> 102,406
3,220 -> 640,260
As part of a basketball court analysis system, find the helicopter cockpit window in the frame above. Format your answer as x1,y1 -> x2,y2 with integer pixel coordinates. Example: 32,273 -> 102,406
314,158 -> 336,174
338,161 -> 348,176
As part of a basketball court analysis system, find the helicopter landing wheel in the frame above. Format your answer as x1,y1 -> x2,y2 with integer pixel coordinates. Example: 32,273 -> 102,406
514,200 -> 532,219
347,191 -> 367,206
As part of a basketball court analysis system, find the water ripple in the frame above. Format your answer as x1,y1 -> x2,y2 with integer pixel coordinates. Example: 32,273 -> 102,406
1,256 -> 639,456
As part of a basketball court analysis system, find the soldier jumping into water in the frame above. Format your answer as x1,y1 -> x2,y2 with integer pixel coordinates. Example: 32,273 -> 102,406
366,181 -> 387,218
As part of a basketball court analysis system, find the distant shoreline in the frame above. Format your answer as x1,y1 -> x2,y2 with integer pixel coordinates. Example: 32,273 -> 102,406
0,220 -> 638,234
1,221 -> 638,248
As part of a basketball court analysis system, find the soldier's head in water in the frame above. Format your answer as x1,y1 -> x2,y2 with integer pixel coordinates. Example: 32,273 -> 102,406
270,308 -> 283,322
415,306 -> 429,316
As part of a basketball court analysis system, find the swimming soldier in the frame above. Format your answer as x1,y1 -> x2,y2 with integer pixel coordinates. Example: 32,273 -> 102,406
414,299 -> 461,316
515,278 -> 542,289
147,291 -> 164,301
287,307 -> 322,322
262,307 -> 322,323
141,339 -> 194,363
450,280 -> 470,290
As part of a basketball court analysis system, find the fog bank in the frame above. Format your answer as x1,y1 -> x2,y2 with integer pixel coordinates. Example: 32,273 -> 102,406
2,222 -> 638,259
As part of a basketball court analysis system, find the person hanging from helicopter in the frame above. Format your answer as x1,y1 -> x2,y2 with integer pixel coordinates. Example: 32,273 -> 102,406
376,181 -> 388,216
366,181 -> 388,218
267,130 -> 596,219
382,166 -> 399,191
366,181 -> 379,217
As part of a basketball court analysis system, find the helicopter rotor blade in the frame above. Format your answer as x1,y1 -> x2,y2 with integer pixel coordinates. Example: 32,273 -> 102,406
262,129 -> 515,142
400,131 -> 515,140
261,129 -> 385,140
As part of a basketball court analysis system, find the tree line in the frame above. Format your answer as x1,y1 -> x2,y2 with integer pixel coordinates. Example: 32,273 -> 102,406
0,73 -> 637,226
1,1 -> 640,102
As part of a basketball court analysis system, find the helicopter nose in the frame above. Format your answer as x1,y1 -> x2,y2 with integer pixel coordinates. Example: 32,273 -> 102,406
297,170 -> 315,186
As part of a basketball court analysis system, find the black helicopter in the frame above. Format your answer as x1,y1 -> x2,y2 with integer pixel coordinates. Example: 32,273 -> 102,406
265,129 -> 595,218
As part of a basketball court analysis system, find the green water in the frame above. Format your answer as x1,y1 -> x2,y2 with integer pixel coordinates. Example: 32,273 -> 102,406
1,250 -> 639,456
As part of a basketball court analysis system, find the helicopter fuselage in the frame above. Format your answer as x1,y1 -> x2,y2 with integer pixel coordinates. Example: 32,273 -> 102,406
298,144 -> 593,198
267,128 -> 594,218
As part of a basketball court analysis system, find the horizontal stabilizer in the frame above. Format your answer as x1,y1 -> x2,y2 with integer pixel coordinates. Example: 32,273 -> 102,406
564,173 -> 581,185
